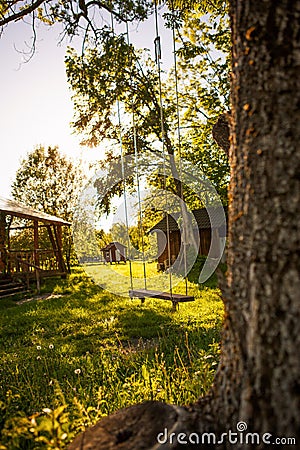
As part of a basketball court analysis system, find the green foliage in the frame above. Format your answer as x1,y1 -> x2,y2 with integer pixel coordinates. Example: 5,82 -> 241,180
65,40 -> 164,150
0,0 -> 154,31
11,145 -> 85,267
0,1 -> 8,17
0,267 -> 223,449
65,3 -> 230,215
171,4 -> 230,205
11,145 -> 83,221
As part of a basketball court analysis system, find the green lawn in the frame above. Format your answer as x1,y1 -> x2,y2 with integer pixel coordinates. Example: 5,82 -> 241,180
84,260 -> 200,297
0,265 -> 223,449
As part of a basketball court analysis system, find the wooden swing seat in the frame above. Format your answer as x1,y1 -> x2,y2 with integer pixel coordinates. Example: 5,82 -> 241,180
129,288 -> 194,307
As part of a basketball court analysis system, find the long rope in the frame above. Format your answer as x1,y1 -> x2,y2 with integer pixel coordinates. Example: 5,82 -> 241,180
154,1 -> 173,298
171,4 -> 188,295
125,21 -> 147,290
111,13 -> 133,291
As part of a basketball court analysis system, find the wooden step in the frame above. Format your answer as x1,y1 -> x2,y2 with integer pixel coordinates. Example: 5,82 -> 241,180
0,289 -> 28,299
0,281 -> 27,298
0,277 -> 13,286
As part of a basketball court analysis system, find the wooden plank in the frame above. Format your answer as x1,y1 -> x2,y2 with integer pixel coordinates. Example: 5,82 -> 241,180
53,225 -> 66,273
33,220 -> 40,293
129,288 -> 194,303
0,212 -> 6,272
46,225 -> 57,251
33,220 -> 39,266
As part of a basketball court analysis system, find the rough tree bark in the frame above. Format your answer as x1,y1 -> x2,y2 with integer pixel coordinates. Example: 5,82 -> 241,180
68,0 -> 300,448
212,112 -> 230,156
209,0 -> 300,440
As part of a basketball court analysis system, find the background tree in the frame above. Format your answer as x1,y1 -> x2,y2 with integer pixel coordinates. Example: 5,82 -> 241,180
11,145 -> 85,269
171,0 -> 231,204
65,8 -> 230,211
64,5 -> 230,278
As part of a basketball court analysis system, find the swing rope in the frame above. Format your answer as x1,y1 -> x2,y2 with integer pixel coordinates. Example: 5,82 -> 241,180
108,6 -> 194,306
125,21 -> 147,291
111,13 -> 133,291
171,3 -> 189,295
154,0 -> 173,298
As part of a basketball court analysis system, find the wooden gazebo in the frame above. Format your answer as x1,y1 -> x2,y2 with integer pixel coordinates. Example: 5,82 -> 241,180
0,196 -> 71,291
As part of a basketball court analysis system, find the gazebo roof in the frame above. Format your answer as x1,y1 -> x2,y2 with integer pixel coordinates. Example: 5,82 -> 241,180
0,196 -> 71,225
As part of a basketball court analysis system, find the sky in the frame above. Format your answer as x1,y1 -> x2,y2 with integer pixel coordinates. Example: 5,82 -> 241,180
0,8 -> 172,199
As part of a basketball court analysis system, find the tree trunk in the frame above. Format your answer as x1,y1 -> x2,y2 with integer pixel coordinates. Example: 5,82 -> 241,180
68,0 -> 300,448
208,0 -> 300,442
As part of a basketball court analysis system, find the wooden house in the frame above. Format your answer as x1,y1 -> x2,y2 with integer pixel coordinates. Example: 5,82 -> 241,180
100,242 -> 127,264
0,196 -> 71,294
150,207 -> 226,271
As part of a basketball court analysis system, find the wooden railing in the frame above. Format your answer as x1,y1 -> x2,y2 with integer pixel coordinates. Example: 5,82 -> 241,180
8,249 -> 60,273
7,249 -> 63,293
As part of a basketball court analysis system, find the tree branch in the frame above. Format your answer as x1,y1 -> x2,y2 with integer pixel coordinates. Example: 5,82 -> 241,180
85,0 -> 126,22
0,0 -> 45,26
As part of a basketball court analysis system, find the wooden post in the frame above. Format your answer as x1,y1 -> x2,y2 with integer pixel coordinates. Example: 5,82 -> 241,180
33,220 -> 39,266
54,225 -> 66,273
0,213 -> 7,274
33,220 -> 40,293
46,225 -> 57,270
7,217 -> 12,274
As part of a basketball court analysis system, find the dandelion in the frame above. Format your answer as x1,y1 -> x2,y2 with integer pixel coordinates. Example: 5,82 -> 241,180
74,368 -> 81,375
30,417 -> 37,427
49,344 -> 54,350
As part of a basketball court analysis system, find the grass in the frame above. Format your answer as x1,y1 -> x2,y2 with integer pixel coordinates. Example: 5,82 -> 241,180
0,264 -> 224,449
84,260 -> 196,297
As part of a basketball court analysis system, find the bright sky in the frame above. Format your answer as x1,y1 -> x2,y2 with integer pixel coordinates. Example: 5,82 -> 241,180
0,10 -> 172,199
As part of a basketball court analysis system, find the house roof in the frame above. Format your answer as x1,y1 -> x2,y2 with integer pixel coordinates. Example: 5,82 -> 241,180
0,196 -> 71,225
150,207 -> 226,233
101,241 -> 127,251
193,207 -> 226,229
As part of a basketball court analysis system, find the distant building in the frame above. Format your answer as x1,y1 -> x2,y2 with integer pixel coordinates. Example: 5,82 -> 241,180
100,242 -> 127,264
0,196 -> 70,294
150,207 -> 226,271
